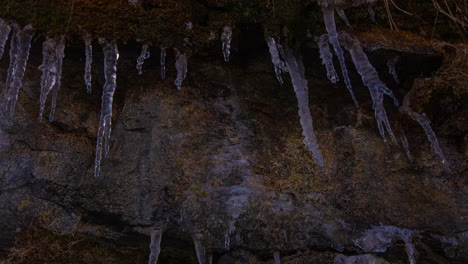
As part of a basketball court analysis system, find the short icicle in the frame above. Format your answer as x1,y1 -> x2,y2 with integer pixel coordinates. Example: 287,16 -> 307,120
368,6 -> 377,23
160,47 -> 166,80
322,6 -> 359,108
336,8 -> 351,27
283,45 -> 324,167
339,32 -> 399,144
148,229 -> 162,264
387,56 -> 400,84
317,34 -> 339,84
266,37 -> 288,85
274,251 -> 281,264
83,33 -> 93,93
48,36 -> 66,122
221,26 -> 232,62
174,50 -> 187,91
94,41 -> 119,178
400,130 -> 412,161
3,24 -> 34,117
399,93 -> 446,164
136,43 -> 150,75
192,233 -> 206,264
38,37 -> 58,122
0,19 -> 11,61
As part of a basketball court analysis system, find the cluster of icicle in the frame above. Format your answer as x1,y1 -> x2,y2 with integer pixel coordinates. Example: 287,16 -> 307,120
265,4 -> 446,167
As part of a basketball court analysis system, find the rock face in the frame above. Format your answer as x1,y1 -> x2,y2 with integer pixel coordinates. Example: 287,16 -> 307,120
0,26 -> 467,263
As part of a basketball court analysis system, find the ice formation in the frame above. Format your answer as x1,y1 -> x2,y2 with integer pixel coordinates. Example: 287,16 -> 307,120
136,43 -> 150,75
336,8 -> 351,26
174,50 -> 187,91
224,221 -> 236,250
322,6 -> 359,108
94,42 -> 119,178
335,254 -> 390,264
317,34 -> 339,84
38,37 -> 58,122
83,33 -> 93,93
148,229 -> 162,264
387,56 -> 400,84
3,24 -> 34,117
273,251 -> 281,264
399,94 -> 446,164
283,46 -> 324,167
368,6 -> 377,23
192,233 -> 206,264
401,229 -> 417,264
221,26 -> 232,62
266,37 -> 288,85
160,47 -> 166,80
0,19 -> 11,61
48,36 -> 65,122
400,130 -> 412,160
339,32 -> 399,144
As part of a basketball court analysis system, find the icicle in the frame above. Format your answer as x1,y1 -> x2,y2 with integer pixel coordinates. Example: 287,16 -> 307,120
399,94 -> 446,164
3,24 -> 34,117
160,47 -> 166,80
174,50 -> 187,91
83,33 -> 93,93
221,26 -> 232,62
283,46 -> 324,167
136,43 -> 150,75
94,41 -> 119,178
0,19 -> 11,61
273,251 -> 281,264
401,230 -> 417,264
48,36 -> 65,122
192,233 -> 206,264
400,130 -> 412,161
368,6 -> 376,23
317,34 -> 339,84
4,24 -> 19,98
207,253 -> 213,264
266,37 -> 288,85
128,0 -> 139,7
339,32 -> 399,144
224,221 -> 236,250
322,6 -> 359,108
38,37 -> 58,122
148,229 -> 162,264
336,9 -> 351,27
387,56 -> 400,84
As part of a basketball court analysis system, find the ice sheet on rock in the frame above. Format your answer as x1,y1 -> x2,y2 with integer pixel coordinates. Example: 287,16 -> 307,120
0,19 -> 11,61
174,51 -> 187,91
317,34 -> 339,84
283,46 -> 324,167
148,229 -> 162,264
94,42 -> 119,178
336,8 -> 351,26
192,233 -> 206,264
221,26 -> 232,62
368,6 -> 376,23
83,33 -> 93,93
339,32 -> 399,144
273,251 -> 281,264
3,24 -> 34,117
160,47 -> 166,80
266,37 -> 288,85
136,43 -> 150,75
387,56 -> 400,84
38,37 -> 58,122
322,6 -> 359,108
48,36 -> 65,122
399,94 -> 446,164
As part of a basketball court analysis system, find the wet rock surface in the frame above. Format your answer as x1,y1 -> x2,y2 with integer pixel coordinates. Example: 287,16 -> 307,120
0,26 -> 466,263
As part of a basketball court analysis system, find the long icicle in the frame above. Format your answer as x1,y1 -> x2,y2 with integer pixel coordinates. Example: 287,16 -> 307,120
399,94 -> 446,164
48,36 -> 65,122
283,45 -> 324,167
0,19 -> 11,61
83,33 -> 93,93
221,26 -> 232,62
94,41 -> 119,178
322,6 -> 359,108
174,50 -> 187,91
316,34 -> 339,84
38,37 -> 58,122
339,31 -> 399,144
192,233 -> 206,264
3,24 -> 34,117
160,47 -> 166,80
136,43 -> 150,75
148,229 -> 162,264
